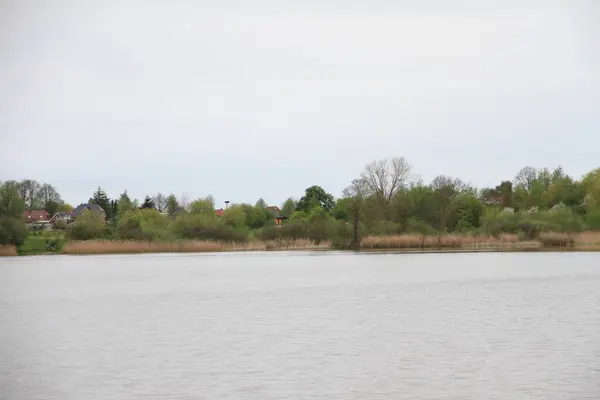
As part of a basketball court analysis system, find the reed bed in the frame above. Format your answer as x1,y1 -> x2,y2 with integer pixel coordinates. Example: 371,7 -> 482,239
61,239 -> 330,255
15,231 -> 600,256
0,245 -> 18,257
359,234 -> 531,250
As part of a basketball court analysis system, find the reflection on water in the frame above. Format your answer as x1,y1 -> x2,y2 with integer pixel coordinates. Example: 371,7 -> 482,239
1,252 -> 599,399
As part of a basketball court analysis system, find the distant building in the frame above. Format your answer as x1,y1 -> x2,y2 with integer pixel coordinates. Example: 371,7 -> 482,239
71,203 -> 106,219
266,205 -> 288,225
23,210 -> 50,223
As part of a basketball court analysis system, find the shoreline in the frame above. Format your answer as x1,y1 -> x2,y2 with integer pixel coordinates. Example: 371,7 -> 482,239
3,244 -> 600,257
3,232 -> 600,257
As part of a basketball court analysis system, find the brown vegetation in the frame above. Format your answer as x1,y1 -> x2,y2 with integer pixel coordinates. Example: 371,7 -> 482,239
61,239 -> 330,255
360,231 -> 600,251
0,245 -> 18,257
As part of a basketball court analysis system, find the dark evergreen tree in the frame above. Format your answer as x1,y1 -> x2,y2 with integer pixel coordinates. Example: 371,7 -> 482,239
140,195 -> 156,210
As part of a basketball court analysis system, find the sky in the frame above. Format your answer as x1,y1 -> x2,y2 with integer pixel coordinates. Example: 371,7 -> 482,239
1,0 -> 598,208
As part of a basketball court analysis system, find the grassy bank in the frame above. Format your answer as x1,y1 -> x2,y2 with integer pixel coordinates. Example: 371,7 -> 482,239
15,232 -> 65,256
4,232 -> 600,256
61,238 -> 331,255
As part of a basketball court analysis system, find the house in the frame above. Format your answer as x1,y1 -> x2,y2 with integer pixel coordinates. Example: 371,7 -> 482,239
216,208 -> 225,217
49,212 -> 73,226
71,203 -> 106,219
23,210 -> 50,223
266,205 -> 288,225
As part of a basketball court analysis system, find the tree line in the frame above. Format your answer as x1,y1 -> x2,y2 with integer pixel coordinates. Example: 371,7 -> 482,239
1,158 -> 600,247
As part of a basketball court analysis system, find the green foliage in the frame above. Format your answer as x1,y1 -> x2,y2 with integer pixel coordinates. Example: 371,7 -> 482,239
255,198 -> 267,210
332,198 -> 351,221
0,181 -> 26,218
281,198 -> 297,218
89,187 -> 112,219
165,194 -> 180,215
189,196 -> 215,215
405,218 -> 438,235
67,212 -> 109,240
170,214 -> 247,242
57,203 -> 73,212
0,216 -> 28,246
447,194 -> 484,232
242,204 -> 270,229
296,185 -> 335,213
585,209 -> 600,231
117,191 -> 134,217
222,205 -> 247,229
117,209 -> 173,241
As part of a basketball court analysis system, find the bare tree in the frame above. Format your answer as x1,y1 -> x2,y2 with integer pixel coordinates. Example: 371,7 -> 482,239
343,178 -> 370,246
360,157 -> 411,204
18,179 -> 41,210
179,192 -> 190,211
514,166 -> 538,191
153,192 -> 167,212
38,183 -> 62,209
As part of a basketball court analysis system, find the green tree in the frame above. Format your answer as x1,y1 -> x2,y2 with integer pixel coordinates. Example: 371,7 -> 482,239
57,203 -> 73,212
281,198 -> 297,218
67,211 -> 107,240
342,178 -> 369,246
89,187 -> 111,219
223,205 -> 247,229
117,190 -> 134,217
581,168 -> 600,210
255,198 -> 267,210
430,175 -> 471,230
0,181 -> 26,218
165,194 -> 180,215
190,196 -> 215,215
242,204 -> 270,229
447,194 -> 485,231
297,185 -> 335,213
307,208 -> 336,245
0,216 -> 28,246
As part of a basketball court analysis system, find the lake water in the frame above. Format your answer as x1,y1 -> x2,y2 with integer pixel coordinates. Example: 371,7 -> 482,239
0,251 -> 599,399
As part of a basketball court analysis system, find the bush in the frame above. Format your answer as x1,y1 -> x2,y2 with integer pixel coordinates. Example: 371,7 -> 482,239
0,216 -> 28,246
170,214 -> 248,243
584,209 -> 600,231
67,212 -> 110,240
405,218 -> 438,235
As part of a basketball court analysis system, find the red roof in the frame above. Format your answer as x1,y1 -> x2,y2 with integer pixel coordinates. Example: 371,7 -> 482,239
215,209 -> 224,217
23,210 -> 50,222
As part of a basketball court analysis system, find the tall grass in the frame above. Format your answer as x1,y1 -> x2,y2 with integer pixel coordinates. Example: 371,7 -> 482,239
22,231 -> 600,256
359,233 -> 535,250
360,232 -> 600,251
62,239 -> 330,255
0,245 -> 18,257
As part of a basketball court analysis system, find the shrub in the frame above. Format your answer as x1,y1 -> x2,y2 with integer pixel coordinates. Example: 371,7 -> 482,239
66,212 -> 110,240
585,209 -> 600,231
0,216 -> 28,246
170,214 -> 248,243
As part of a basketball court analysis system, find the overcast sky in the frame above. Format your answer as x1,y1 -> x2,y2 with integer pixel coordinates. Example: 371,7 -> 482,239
1,1 -> 598,207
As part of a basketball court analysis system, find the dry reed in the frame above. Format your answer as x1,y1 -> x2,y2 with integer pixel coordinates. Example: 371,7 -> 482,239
0,245 -> 18,257
61,239 -> 330,255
